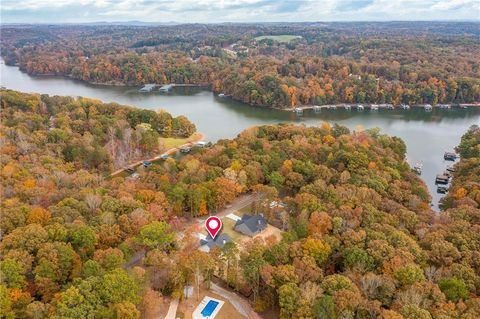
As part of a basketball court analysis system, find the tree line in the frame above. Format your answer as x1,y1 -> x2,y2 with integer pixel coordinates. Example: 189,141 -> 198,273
1,23 -> 479,109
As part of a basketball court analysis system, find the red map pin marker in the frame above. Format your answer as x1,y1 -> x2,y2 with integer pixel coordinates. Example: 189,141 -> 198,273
205,216 -> 222,239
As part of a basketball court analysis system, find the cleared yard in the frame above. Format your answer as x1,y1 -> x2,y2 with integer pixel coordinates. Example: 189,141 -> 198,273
159,132 -> 203,149
237,204 -> 252,215
254,35 -> 301,42
221,217 -> 243,242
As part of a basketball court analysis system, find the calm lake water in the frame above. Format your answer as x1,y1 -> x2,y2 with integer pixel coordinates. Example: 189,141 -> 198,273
2,59 -> 479,210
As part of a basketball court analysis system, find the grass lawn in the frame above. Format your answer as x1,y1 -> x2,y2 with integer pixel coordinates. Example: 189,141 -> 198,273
221,218 -> 243,242
159,132 -> 202,149
254,35 -> 301,42
237,204 -> 252,216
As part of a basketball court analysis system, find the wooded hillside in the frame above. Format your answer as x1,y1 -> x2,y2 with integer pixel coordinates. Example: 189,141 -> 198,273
2,22 -> 479,108
1,90 -> 479,318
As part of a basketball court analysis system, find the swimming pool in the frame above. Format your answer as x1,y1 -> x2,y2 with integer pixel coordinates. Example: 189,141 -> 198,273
201,300 -> 219,316
193,296 -> 224,319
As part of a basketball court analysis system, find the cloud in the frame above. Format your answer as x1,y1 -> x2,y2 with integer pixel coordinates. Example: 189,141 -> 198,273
335,0 -> 374,12
1,0 -> 478,23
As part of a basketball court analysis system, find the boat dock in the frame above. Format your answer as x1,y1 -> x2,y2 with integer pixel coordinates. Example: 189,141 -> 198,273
413,162 -> 423,175
444,152 -> 458,161
139,84 -> 156,92
159,84 -> 173,92
287,102 -> 479,112
140,83 -> 210,93
435,174 -> 450,184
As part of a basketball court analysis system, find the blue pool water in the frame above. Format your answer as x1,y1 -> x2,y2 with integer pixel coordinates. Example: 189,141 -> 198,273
201,300 -> 219,317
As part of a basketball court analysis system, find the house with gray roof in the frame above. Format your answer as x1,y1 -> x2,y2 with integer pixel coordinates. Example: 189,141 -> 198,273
234,214 -> 267,237
198,233 -> 232,252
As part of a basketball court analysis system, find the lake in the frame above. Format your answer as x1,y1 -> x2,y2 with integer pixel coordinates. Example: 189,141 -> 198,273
2,59 -> 479,210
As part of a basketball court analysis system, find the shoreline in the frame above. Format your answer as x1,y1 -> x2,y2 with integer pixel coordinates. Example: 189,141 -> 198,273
5,60 -> 479,111
276,102 -> 480,112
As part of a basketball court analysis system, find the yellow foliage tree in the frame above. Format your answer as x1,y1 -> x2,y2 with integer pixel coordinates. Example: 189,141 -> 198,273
454,187 -> 467,200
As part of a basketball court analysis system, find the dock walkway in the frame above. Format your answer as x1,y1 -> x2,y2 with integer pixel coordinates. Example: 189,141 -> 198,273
290,103 -> 479,112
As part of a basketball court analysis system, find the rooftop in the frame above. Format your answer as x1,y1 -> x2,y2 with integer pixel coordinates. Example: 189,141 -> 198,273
234,214 -> 267,237
199,233 -> 232,252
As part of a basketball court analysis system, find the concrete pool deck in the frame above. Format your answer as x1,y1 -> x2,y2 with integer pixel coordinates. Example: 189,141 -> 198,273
192,296 -> 224,319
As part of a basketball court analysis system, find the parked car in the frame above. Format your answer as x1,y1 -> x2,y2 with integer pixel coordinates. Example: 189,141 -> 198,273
143,161 -> 152,167
180,146 -> 191,153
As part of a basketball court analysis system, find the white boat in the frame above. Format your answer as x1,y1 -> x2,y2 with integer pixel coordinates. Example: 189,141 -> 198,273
293,107 -> 303,114
370,104 -> 379,111
357,104 -> 364,111
424,104 -> 432,111
401,104 -> 410,110
218,93 -> 226,97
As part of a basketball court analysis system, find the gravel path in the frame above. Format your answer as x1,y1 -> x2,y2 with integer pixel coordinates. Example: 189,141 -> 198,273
164,299 -> 179,319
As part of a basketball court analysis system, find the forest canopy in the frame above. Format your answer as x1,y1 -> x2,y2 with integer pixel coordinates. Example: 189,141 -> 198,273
1,90 -> 479,318
1,22 -> 479,108
0,89 -> 196,172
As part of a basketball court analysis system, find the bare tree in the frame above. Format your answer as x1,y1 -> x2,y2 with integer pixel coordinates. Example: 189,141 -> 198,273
85,194 -> 102,212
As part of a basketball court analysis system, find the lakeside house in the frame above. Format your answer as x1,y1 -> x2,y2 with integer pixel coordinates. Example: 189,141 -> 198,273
199,233 -> 232,253
234,214 -> 267,237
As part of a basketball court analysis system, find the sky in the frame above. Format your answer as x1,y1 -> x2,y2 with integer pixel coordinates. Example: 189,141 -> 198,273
1,0 -> 479,24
